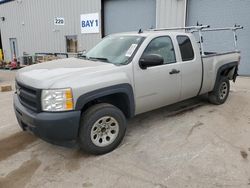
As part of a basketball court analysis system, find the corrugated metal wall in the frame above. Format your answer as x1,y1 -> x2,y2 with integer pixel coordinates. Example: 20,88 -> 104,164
187,0 -> 249,75
156,0 -> 186,28
0,0 -> 186,61
0,0 -> 101,61
104,0 -> 156,35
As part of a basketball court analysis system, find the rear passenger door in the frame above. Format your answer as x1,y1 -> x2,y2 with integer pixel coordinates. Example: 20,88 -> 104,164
176,35 -> 203,100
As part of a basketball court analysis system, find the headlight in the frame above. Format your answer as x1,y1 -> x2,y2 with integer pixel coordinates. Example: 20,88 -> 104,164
41,88 -> 74,112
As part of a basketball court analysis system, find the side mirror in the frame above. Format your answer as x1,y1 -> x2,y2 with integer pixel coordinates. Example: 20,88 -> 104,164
139,54 -> 164,69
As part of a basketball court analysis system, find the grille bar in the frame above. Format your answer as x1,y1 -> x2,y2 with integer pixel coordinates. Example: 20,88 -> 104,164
16,81 -> 41,112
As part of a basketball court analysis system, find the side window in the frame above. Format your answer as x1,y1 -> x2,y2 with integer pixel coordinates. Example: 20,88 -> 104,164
177,36 -> 194,61
142,36 -> 176,64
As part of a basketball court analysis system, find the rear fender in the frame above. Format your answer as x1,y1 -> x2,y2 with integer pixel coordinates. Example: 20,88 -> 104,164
213,62 -> 238,90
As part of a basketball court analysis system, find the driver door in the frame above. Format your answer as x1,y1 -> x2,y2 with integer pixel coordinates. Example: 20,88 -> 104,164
134,36 -> 181,114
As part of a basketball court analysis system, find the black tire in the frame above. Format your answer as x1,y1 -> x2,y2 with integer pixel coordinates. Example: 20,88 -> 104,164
79,103 -> 127,155
208,77 -> 230,105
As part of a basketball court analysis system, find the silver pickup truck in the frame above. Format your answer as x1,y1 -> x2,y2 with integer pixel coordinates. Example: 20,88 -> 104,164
14,25 -> 242,154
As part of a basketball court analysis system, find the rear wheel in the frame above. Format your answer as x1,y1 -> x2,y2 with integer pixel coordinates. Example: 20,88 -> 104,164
79,103 -> 126,155
208,77 -> 230,105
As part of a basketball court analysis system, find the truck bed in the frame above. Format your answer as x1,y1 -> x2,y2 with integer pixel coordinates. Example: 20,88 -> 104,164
199,51 -> 240,94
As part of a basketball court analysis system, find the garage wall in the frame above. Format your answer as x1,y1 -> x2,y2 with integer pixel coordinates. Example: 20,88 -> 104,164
187,0 -> 250,75
0,0 -> 187,62
156,0 -> 186,28
104,0 -> 156,35
0,0 -> 102,61
103,0 -> 186,35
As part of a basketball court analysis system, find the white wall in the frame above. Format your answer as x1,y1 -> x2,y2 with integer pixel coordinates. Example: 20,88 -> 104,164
156,0 -> 187,28
0,0 -> 187,61
0,0 -> 101,61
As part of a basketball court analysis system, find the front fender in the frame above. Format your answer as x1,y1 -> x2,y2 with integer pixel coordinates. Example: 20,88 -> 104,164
75,84 -> 135,118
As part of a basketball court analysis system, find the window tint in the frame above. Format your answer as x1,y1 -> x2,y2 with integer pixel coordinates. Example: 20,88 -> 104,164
177,36 -> 194,61
142,36 -> 176,64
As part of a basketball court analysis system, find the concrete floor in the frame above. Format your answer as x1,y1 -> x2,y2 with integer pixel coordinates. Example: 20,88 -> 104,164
0,70 -> 250,188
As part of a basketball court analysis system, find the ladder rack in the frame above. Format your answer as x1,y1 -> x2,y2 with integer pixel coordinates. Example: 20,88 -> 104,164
150,24 -> 243,56
151,25 -> 210,31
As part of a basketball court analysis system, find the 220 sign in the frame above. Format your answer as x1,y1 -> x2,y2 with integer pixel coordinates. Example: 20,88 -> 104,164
54,17 -> 65,25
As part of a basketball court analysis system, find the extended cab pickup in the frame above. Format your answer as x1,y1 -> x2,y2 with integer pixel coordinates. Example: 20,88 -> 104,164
14,26 -> 241,154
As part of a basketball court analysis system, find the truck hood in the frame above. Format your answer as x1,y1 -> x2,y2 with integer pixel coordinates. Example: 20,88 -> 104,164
16,58 -> 118,89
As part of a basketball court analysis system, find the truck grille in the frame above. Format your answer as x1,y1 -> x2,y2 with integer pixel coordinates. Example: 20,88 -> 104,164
16,81 -> 41,112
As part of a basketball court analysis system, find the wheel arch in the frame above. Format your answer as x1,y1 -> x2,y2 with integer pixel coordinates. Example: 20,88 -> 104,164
75,84 -> 135,119
213,61 -> 238,90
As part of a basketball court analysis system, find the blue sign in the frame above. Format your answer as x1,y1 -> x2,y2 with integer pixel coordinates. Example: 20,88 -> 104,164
80,13 -> 100,34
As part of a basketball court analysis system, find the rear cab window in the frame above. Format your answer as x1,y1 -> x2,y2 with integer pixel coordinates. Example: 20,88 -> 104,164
177,35 -> 194,61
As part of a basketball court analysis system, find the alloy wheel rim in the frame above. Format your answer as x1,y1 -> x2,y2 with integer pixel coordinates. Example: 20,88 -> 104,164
219,82 -> 228,100
91,116 -> 119,147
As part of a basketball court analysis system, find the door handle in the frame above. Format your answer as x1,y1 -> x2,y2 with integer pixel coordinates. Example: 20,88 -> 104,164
169,69 -> 180,75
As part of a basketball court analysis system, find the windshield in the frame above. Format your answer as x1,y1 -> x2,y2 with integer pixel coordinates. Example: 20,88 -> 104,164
81,35 -> 144,65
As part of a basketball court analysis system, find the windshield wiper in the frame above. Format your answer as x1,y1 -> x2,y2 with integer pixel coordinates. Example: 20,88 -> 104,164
88,57 -> 110,63
78,54 -> 87,59
88,57 -> 109,62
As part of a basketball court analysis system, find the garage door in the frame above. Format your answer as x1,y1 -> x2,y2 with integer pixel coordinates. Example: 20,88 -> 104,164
187,0 -> 250,75
104,0 -> 156,36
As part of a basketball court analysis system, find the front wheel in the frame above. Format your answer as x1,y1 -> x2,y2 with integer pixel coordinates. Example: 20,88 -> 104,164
208,77 -> 230,105
79,103 -> 127,155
